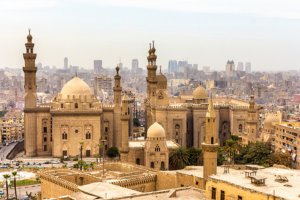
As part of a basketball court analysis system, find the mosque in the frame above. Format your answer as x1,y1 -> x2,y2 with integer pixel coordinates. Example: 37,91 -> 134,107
23,32 -> 259,170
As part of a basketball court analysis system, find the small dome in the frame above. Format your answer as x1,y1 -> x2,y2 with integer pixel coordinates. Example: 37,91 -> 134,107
147,122 -> 165,139
193,85 -> 208,99
60,77 -> 92,99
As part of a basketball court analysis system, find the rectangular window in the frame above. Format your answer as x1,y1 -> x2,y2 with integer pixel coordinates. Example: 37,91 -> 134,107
63,150 -> 67,157
43,127 -> 47,133
43,137 -> 47,142
86,150 -> 91,157
220,190 -> 225,200
238,196 -> 242,200
43,145 -> 47,151
211,187 -> 216,199
105,127 -> 108,132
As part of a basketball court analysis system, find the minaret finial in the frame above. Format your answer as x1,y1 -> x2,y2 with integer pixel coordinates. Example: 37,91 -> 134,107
152,40 -> 155,48
116,64 -> 120,75
29,28 -> 31,35
149,43 -> 152,50
160,65 -> 162,74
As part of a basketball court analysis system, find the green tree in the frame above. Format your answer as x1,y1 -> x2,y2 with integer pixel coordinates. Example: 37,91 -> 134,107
3,174 -> 10,200
271,151 -> 292,167
222,138 -> 240,164
186,147 -> 202,165
236,142 -> 272,166
12,171 -> 17,200
106,147 -> 120,158
169,147 -> 189,170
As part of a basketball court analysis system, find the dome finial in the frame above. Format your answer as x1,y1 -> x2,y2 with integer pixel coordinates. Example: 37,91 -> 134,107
27,28 -> 33,42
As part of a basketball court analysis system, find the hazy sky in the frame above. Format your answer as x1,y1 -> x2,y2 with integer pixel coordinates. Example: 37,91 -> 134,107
0,0 -> 300,71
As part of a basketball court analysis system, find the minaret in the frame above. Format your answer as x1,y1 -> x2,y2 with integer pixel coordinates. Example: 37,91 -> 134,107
113,65 -> 122,106
120,93 -> 130,161
202,95 -> 219,186
113,65 -> 122,148
146,41 -> 158,103
245,93 -> 258,143
23,30 -> 38,157
23,30 -> 37,108
145,41 -> 158,130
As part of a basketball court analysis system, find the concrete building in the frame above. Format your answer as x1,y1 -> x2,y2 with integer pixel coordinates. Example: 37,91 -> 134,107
225,60 -> 235,77
245,62 -> 251,73
64,57 -> 68,69
93,60 -> 102,74
131,59 -> 139,74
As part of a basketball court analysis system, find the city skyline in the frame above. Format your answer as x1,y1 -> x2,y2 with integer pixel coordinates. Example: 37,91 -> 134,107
0,0 -> 300,70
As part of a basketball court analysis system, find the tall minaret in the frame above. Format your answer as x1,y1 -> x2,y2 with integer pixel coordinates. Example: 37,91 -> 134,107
113,65 -> 122,106
245,93 -> 258,143
23,30 -> 37,157
23,30 -> 37,108
202,95 -> 219,186
113,65 -> 122,148
145,41 -> 158,131
120,93 -> 130,161
146,41 -> 158,103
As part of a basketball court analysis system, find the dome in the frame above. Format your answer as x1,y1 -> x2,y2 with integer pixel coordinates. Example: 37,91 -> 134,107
147,122 -> 166,139
193,85 -> 208,99
60,77 -> 92,99
157,74 -> 167,89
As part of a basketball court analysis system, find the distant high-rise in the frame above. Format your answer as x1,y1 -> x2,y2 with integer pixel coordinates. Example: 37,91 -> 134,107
203,66 -> 210,73
131,59 -> 139,73
226,60 -> 235,76
237,62 -> 244,71
64,57 -> 68,69
168,60 -> 178,73
178,60 -> 188,73
94,60 -> 102,74
245,62 -> 251,73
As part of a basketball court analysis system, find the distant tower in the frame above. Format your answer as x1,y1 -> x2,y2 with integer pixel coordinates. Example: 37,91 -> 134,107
23,30 -> 38,157
225,60 -> 235,76
131,59 -> 139,74
244,93 -> 258,143
94,60 -> 102,74
64,57 -> 68,69
202,95 -> 219,186
245,62 -> 251,73
113,65 -> 122,148
120,94 -> 130,161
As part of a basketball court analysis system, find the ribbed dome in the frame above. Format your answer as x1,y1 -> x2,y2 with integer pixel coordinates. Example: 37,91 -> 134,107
60,77 -> 92,99
147,122 -> 166,139
157,74 -> 167,89
193,85 -> 208,99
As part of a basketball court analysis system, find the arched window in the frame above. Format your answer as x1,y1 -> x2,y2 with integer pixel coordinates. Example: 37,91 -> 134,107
75,103 -> 78,109
62,132 -> 67,140
155,144 -> 160,152
136,158 -> 140,165
86,131 -> 91,139
150,162 -> 155,168
239,124 -> 243,133
160,162 -> 165,170
61,103 -> 64,109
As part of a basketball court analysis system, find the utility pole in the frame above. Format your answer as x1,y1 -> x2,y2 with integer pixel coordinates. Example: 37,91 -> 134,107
101,139 -> 106,178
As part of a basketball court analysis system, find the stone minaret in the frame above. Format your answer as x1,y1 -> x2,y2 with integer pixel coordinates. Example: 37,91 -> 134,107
245,94 -> 258,143
113,65 -> 122,148
202,95 -> 219,186
120,94 -> 130,161
23,30 -> 37,157
145,41 -> 158,131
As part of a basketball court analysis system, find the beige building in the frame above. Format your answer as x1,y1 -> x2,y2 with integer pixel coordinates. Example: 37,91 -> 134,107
144,42 -> 259,148
0,110 -> 24,144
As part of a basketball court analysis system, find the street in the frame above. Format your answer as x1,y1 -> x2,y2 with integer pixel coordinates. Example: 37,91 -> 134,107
0,184 -> 40,200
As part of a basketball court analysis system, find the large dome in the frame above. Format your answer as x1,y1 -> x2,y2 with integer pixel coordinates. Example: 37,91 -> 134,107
60,77 -> 92,99
193,85 -> 208,99
147,122 -> 166,139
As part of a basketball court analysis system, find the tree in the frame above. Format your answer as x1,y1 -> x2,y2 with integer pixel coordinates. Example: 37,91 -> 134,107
169,147 -> 189,170
236,142 -> 272,166
222,138 -> 240,164
12,171 -> 17,200
106,147 -> 120,158
271,151 -> 292,167
186,147 -> 202,165
2,174 -> 10,200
